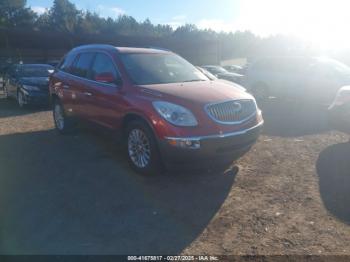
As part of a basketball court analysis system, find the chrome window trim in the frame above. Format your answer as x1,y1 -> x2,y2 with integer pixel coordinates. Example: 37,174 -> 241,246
204,99 -> 258,125
165,120 -> 263,141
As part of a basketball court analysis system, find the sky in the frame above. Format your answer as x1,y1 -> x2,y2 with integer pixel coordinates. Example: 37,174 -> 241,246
26,0 -> 350,50
26,0 -> 241,30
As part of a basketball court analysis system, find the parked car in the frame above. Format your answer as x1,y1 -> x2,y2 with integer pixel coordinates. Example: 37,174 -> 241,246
197,66 -> 247,93
50,45 -> 264,175
244,56 -> 350,104
328,86 -> 350,133
4,64 -> 54,107
201,65 -> 244,84
224,65 -> 244,74
47,60 -> 61,67
0,63 -> 11,90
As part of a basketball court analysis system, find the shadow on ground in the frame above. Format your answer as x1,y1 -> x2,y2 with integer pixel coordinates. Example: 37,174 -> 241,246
0,98 -> 48,118
260,98 -> 330,137
0,129 -> 236,254
316,142 -> 350,225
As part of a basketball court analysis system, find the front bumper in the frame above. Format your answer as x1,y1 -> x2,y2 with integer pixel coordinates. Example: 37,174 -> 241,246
21,89 -> 50,105
158,121 -> 263,168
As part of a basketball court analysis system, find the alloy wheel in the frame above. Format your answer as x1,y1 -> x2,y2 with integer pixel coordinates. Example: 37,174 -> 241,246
128,129 -> 151,168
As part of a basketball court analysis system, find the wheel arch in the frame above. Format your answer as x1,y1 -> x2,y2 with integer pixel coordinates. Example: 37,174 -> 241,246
122,112 -> 158,138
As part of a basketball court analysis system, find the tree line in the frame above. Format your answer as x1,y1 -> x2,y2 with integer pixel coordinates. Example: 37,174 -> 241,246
0,0 -> 328,64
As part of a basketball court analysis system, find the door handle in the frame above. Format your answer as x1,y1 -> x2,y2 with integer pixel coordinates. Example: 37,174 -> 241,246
84,92 -> 92,97
63,84 -> 70,89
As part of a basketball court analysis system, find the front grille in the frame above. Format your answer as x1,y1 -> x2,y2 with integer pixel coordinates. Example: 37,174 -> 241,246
206,99 -> 256,124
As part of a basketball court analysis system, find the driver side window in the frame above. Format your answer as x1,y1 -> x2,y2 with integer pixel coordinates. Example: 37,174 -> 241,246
90,53 -> 120,81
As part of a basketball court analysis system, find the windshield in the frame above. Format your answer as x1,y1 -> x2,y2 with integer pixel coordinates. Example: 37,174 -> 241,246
19,65 -> 54,77
205,66 -> 228,74
120,53 -> 208,85
314,57 -> 350,75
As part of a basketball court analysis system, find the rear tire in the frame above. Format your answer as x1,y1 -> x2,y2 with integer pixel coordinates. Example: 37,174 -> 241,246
53,99 -> 76,134
125,120 -> 163,175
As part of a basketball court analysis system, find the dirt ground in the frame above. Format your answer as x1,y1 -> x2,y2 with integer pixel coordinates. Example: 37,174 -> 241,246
0,95 -> 350,256
184,100 -> 350,256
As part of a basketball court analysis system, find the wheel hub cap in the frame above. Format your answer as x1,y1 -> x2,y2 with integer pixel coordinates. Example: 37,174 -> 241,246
128,129 -> 151,168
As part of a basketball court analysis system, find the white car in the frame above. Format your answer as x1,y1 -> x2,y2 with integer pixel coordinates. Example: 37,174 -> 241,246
328,86 -> 350,133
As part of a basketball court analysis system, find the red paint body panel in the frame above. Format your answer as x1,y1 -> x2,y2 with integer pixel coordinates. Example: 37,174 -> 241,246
50,45 -> 263,142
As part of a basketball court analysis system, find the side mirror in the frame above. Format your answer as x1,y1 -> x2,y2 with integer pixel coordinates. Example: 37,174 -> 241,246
95,72 -> 118,84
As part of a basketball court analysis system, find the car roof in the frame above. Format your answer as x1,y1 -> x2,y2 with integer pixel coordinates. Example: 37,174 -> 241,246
71,44 -> 172,54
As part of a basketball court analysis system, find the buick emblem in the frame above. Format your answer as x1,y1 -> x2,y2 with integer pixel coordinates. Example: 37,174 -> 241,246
232,102 -> 242,113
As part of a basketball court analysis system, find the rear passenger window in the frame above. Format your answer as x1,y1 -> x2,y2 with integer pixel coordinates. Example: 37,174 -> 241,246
71,53 -> 95,78
90,53 -> 119,80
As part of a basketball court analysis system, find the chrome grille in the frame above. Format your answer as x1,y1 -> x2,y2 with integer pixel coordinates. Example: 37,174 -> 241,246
206,99 -> 256,124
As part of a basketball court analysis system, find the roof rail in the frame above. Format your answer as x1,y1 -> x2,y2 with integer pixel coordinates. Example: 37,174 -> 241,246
145,46 -> 171,52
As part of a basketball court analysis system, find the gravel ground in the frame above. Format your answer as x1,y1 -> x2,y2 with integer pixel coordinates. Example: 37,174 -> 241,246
184,100 -> 350,256
0,96 -> 349,255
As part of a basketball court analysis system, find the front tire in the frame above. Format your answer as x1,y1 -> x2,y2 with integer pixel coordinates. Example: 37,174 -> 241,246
53,99 -> 75,134
125,120 -> 163,175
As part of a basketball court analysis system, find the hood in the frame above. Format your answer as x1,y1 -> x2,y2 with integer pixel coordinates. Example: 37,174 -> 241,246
138,80 -> 253,106
217,79 -> 247,92
19,77 -> 49,87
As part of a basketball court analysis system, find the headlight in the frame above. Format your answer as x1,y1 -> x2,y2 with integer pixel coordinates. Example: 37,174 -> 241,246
22,85 -> 40,91
153,101 -> 198,127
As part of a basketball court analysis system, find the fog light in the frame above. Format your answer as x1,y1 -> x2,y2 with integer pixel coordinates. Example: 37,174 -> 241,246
166,138 -> 200,149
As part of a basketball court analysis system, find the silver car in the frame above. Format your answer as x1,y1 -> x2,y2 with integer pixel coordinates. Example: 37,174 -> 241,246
244,56 -> 350,105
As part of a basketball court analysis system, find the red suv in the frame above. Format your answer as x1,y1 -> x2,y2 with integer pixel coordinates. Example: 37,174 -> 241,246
50,45 -> 263,175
